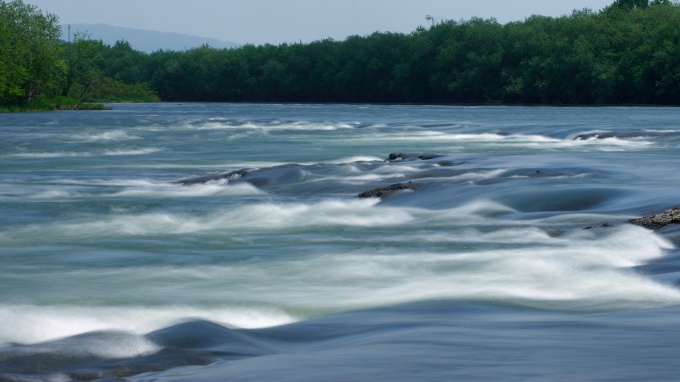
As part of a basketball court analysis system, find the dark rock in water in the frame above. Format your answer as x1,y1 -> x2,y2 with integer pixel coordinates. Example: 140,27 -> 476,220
583,223 -> 612,230
629,207 -> 680,230
574,132 -> 622,140
386,153 -> 443,162
357,182 -> 419,198
572,130 -> 671,141
178,169 -> 249,185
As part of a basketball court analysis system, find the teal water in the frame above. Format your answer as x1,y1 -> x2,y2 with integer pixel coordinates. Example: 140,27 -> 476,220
1,104 -> 680,381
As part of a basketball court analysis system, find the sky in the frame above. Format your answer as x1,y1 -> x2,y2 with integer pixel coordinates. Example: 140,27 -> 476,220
26,0 -> 616,46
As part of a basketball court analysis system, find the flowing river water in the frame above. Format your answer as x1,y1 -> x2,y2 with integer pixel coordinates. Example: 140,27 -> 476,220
1,104 -> 679,381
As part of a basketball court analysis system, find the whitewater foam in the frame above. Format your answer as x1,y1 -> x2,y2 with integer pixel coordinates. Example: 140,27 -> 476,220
342,131 -> 655,152
70,130 -> 141,142
6,224 -> 676,326
0,305 -> 297,345
183,119 -> 359,131
0,198 -> 406,242
111,181 -> 265,198
7,148 -> 161,158
3,331 -> 161,360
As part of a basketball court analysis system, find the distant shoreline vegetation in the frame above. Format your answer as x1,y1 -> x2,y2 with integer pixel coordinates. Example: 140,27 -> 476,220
1,0 -> 679,111
1,96 -> 111,112
0,0 -> 159,112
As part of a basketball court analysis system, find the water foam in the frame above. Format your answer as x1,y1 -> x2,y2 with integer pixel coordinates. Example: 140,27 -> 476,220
19,224 -> 671,316
2,331 -> 161,360
185,119 -> 358,131
23,190 -> 83,200
0,305 -> 296,345
7,148 -> 161,158
70,130 -> 140,142
1,220 -> 678,358
322,155 -> 383,164
205,224 -> 679,312
347,131 -> 655,152
111,181 -> 265,198
0,198 -> 405,242
0,179 -> 265,201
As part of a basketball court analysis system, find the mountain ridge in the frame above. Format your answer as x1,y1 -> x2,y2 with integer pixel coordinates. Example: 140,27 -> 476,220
62,24 -> 239,53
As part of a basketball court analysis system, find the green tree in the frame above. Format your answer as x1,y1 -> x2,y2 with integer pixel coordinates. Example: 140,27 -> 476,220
614,0 -> 650,10
0,0 -> 61,105
61,32 -> 105,102
99,40 -> 151,85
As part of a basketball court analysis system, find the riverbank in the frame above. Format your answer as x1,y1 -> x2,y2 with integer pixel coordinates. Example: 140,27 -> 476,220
0,96 -> 111,112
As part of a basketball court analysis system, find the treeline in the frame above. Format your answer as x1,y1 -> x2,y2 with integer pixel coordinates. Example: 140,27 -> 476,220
3,0 -> 680,107
0,0 -> 157,109
113,0 -> 679,105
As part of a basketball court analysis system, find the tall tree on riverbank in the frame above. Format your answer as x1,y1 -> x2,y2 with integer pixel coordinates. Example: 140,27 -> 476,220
0,0 -> 61,104
61,32 -> 103,101
1,1 -> 158,109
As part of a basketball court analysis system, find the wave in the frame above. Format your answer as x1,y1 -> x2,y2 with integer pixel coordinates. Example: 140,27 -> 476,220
1,330 -> 160,360
149,119 -> 362,132
0,199 -> 399,242
7,148 -> 162,158
318,155 -> 383,164
0,305 -> 295,344
4,302 -> 680,382
69,130 -> 141,142
345,131 -> 656,152
145,225 -> 676,311
0,177 -> 264,201
1,201 -> 677,318
15,190 -> 86,200
119,182 -> 264,198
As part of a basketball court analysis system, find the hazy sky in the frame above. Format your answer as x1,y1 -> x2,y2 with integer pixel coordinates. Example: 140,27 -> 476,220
26,0 -> 615,45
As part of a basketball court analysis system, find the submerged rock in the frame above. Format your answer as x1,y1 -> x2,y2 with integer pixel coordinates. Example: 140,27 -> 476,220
386,153 -> 443,162
357,182 -> 419,198
583,223 -> 612,230
572,130 -> 678,141
178,169 -> 249,185
629,207 -> 680,230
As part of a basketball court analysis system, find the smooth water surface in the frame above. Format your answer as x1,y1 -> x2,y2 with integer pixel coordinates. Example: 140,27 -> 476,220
1,104 -> 679,381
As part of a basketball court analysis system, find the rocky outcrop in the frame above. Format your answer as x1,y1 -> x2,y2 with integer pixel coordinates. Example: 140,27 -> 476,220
178,169 -> 249,185
629,207 -> 680,230
357,182 -> 419,198
386,153 -> 443,162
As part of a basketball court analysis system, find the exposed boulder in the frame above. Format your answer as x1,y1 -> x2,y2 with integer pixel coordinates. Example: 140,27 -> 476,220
386,153 -> 443,162
357,182 -> 419,198
629,207 -> 680,230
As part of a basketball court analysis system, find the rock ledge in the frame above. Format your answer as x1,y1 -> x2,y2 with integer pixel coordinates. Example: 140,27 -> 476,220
357,182 -> 419,198
629,207 -> 680,230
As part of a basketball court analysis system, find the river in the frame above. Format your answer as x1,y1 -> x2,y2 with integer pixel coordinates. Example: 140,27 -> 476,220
1,103 -> 679,381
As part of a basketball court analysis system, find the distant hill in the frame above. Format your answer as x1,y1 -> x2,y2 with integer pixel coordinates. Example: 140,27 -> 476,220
61,24 -> 239,53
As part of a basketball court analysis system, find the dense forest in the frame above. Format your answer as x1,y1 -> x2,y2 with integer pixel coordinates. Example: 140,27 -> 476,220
0,0 -> 157,110
2,0 -> 679,108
